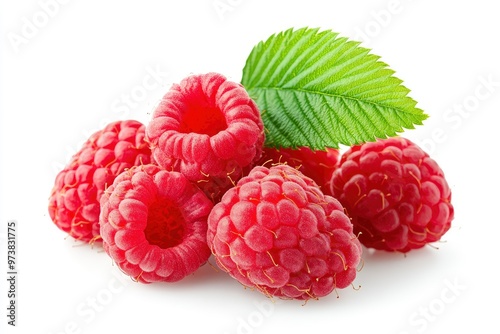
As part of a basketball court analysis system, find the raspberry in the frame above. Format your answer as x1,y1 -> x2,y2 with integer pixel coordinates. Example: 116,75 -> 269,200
146,72 -> 265,202
207,164 -> 362,300
255,146 -> 340,196
48,120 -> 151,243
99,164 -> 213,283
331,137 -> 454,252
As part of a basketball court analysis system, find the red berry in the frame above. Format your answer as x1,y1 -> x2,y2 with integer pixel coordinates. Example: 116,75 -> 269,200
256,146 -> 340,195
48,120 -> 151,243
99,164 -> 213,283
331,137 -> 454,252
146,72 -> 265,202
207,164 -> 362,300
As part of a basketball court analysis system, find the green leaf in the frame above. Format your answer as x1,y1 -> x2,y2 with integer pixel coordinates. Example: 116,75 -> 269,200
241,27 -> 428,149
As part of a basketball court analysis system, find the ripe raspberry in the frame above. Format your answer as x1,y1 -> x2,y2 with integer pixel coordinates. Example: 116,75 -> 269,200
99,164 -> 213,283
48,120 -> 151,243
255,146 -> 340,196
331,137 -> 454,252
207,164 -> 362,300
146,72 -> 265,202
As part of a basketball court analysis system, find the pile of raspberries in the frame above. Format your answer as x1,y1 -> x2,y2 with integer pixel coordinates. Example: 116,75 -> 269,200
48,72 -> 454,301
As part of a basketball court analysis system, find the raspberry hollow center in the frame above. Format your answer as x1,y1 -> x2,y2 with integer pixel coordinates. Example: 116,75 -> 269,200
144,198 -> 185,249
179,99 -> 227,136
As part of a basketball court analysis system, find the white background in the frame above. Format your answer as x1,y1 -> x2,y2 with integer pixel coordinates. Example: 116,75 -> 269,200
1,1 -> 499,333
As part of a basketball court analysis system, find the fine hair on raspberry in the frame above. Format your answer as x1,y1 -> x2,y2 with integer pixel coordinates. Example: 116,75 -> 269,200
255,146 -> 340,196
146,72 -> 265,201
